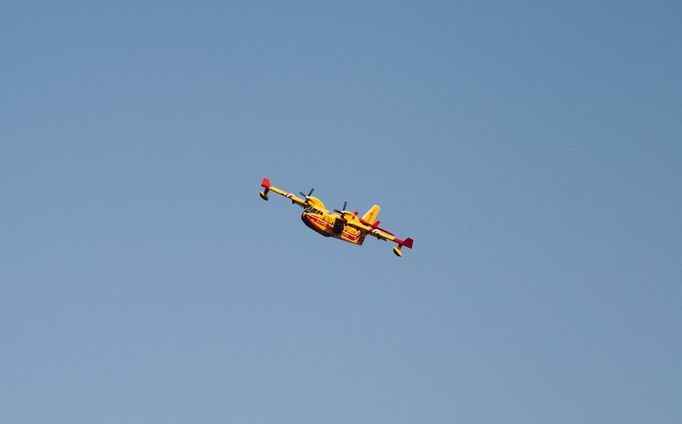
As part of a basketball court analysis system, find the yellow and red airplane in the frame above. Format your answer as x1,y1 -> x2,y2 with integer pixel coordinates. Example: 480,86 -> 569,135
259,177 -> 414,257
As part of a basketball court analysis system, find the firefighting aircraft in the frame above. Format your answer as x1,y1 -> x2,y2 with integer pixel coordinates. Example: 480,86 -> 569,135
259,177 -> 414,257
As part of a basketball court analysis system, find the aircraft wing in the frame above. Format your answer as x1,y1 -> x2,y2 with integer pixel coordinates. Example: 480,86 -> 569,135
346,219 -> 414,249
259,177 -> 307,207
368,227 -> 414,249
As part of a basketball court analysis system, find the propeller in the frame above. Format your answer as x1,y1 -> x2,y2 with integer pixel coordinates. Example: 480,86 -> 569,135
334,200 -> 349,217
299,187 -> 314,202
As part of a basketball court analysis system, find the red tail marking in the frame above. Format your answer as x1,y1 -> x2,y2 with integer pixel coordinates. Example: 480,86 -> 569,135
261,177 -> 271,188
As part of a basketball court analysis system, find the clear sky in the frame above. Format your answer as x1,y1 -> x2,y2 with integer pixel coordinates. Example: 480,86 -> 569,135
1,1 -> 680,423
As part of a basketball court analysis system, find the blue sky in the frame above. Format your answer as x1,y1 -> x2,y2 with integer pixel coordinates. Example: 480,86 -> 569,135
1,1 -> 681,423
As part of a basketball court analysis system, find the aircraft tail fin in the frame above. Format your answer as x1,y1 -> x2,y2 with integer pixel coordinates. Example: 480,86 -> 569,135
362,204 -> 381,225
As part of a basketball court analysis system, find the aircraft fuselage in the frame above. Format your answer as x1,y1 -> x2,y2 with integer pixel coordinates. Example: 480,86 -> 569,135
301,207 -> 365,245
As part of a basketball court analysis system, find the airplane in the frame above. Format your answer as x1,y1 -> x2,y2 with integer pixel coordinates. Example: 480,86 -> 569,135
259,177 -> 414,257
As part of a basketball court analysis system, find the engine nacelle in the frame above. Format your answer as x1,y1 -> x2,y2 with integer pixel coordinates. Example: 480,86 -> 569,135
305,196 -> 325,210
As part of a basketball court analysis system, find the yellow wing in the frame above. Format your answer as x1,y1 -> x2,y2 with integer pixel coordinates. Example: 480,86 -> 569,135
259,177 -> 307,207
344,216 -> 414,249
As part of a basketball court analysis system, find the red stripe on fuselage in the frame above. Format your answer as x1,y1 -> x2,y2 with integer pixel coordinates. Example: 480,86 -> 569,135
302,213 -> 362,242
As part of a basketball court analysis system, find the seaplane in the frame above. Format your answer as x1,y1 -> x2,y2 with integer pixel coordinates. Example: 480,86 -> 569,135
259,177 -> 414,257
